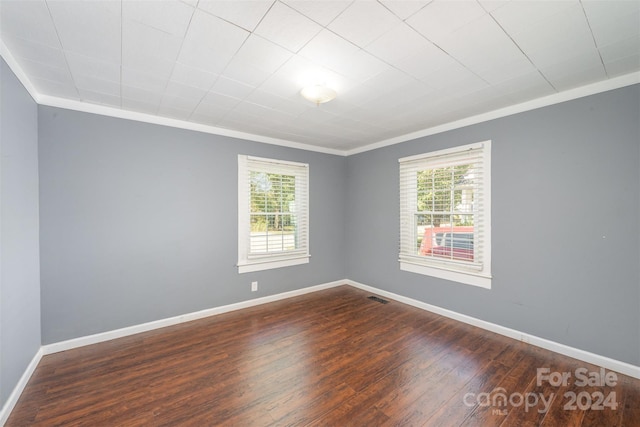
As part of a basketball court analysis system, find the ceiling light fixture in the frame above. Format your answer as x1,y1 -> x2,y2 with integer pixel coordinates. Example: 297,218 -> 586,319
300,85 -> 337,106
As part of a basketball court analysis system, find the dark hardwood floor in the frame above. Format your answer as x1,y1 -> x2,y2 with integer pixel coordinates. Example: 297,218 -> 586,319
7,285 -> 640,426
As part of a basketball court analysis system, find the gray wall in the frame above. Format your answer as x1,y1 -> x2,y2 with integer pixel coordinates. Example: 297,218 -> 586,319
21,68 -> 640,372
0,59 -> 41,406
38,107 -> 347,344
346,84 -> 640,366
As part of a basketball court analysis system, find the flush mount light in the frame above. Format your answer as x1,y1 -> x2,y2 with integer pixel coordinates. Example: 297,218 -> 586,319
300,85 -> 337,105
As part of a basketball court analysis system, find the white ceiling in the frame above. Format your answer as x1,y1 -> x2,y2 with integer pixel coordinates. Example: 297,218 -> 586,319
1,0 -> 639,153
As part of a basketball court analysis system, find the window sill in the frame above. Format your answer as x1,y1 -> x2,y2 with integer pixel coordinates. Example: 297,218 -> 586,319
400,261 -> 491,289
238,256 -> 309,274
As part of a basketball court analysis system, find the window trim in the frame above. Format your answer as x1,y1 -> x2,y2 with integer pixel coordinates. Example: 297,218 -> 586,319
238,155 -> 309,274
398,141 -> 492,289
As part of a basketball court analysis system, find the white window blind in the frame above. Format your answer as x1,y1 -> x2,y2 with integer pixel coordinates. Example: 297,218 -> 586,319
399,141 -> 491,288
238,155 -> 309,273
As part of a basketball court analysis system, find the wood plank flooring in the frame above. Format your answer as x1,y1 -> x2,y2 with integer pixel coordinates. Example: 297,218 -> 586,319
7,285 -> 640,426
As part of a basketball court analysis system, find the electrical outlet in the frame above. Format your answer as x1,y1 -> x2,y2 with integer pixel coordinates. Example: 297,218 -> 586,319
251,281 -> 258,292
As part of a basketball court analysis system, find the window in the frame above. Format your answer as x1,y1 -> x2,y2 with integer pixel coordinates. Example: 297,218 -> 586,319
238,155 -> 309,273
399,141 -> 491,288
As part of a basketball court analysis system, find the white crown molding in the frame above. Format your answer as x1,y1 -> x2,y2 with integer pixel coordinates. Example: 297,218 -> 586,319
36,94 -> 346,156
0,347 -> 43,426
345,72 -> 640,156
2,43 -> 639,158
0,40 -> 41,103
346,280 -> 640,380
0,44 -> 343,157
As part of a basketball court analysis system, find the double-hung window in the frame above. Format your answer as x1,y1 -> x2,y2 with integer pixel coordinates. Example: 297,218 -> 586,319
238,155 -> 309,273
399,141 -> 491,288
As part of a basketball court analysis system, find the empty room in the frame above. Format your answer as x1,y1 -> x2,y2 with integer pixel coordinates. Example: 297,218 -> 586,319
1,0 -> 639,425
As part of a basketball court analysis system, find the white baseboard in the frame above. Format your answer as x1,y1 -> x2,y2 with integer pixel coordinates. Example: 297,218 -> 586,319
346,279 -> 640,380
42,280 -> 345,355
4,277 -> 638,427
0,347 -> 43,426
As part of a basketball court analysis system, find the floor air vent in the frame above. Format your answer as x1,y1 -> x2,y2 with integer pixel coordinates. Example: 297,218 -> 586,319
367,296 -> 389,304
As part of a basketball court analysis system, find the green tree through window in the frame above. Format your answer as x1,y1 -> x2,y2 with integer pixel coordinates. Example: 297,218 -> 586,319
250,172 -> 297,253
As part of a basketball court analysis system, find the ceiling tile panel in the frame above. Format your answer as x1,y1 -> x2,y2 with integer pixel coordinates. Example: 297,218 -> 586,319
231,34 -> 293,74
258,55 -> 352,99
599,35 -> 640,65
197,0 -> 274,32
392,41 -> 459,80
78,88 -> 121,107
18,57 -> 74,86
121,97 -> 160,115
435,14 -> 528,78
157,105 -> 193,121
491,71 -> 556,102
221,59 -> 271,87
365,22 -> 436,64
477,0 -> 509,13
159,94 -> 201,113
169,63 -> 218,92
282,0 -> 352,26
163,81 -> 207,102
407,0 -> 487,45
379,0 -> 431,20
210,76 -> 256,100
66,52 -> 120,84
191,103 -> 229,125
200,91 -> 243,111
582,0 -> 640,28
589,10 -> 640,48
418,61 -> 486,93
257,71 -> 304,99
74,74 -> 120,97
30,77 -> 79,99
537,50 -> 605,90
231,99 -> 294,120
122,85 -> 164,106
334,49 -> 392,81
298,30 -> 359,70
488,0 -> 578,36
123,0 -> 194,37
0,0 -> 61,48
339,67 -> 416,106
295,106 -> 342,125
254,1 -> 322,52
122,20 -> 184,65
122,67 -> 170,93
370,79 -> 433,108
47,0 -> 121,62
328,0 -> 401,48
505,3 -> 595,69
177,9 -> 249,74
1,36 -> 67,70
473,56 -> 536,85
603,52 -> 640,77
246,90 -> 312,116
298,30 -> 389,80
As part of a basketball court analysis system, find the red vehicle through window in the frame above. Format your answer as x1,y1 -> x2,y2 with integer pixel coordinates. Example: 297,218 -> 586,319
419,226 -> 474,261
